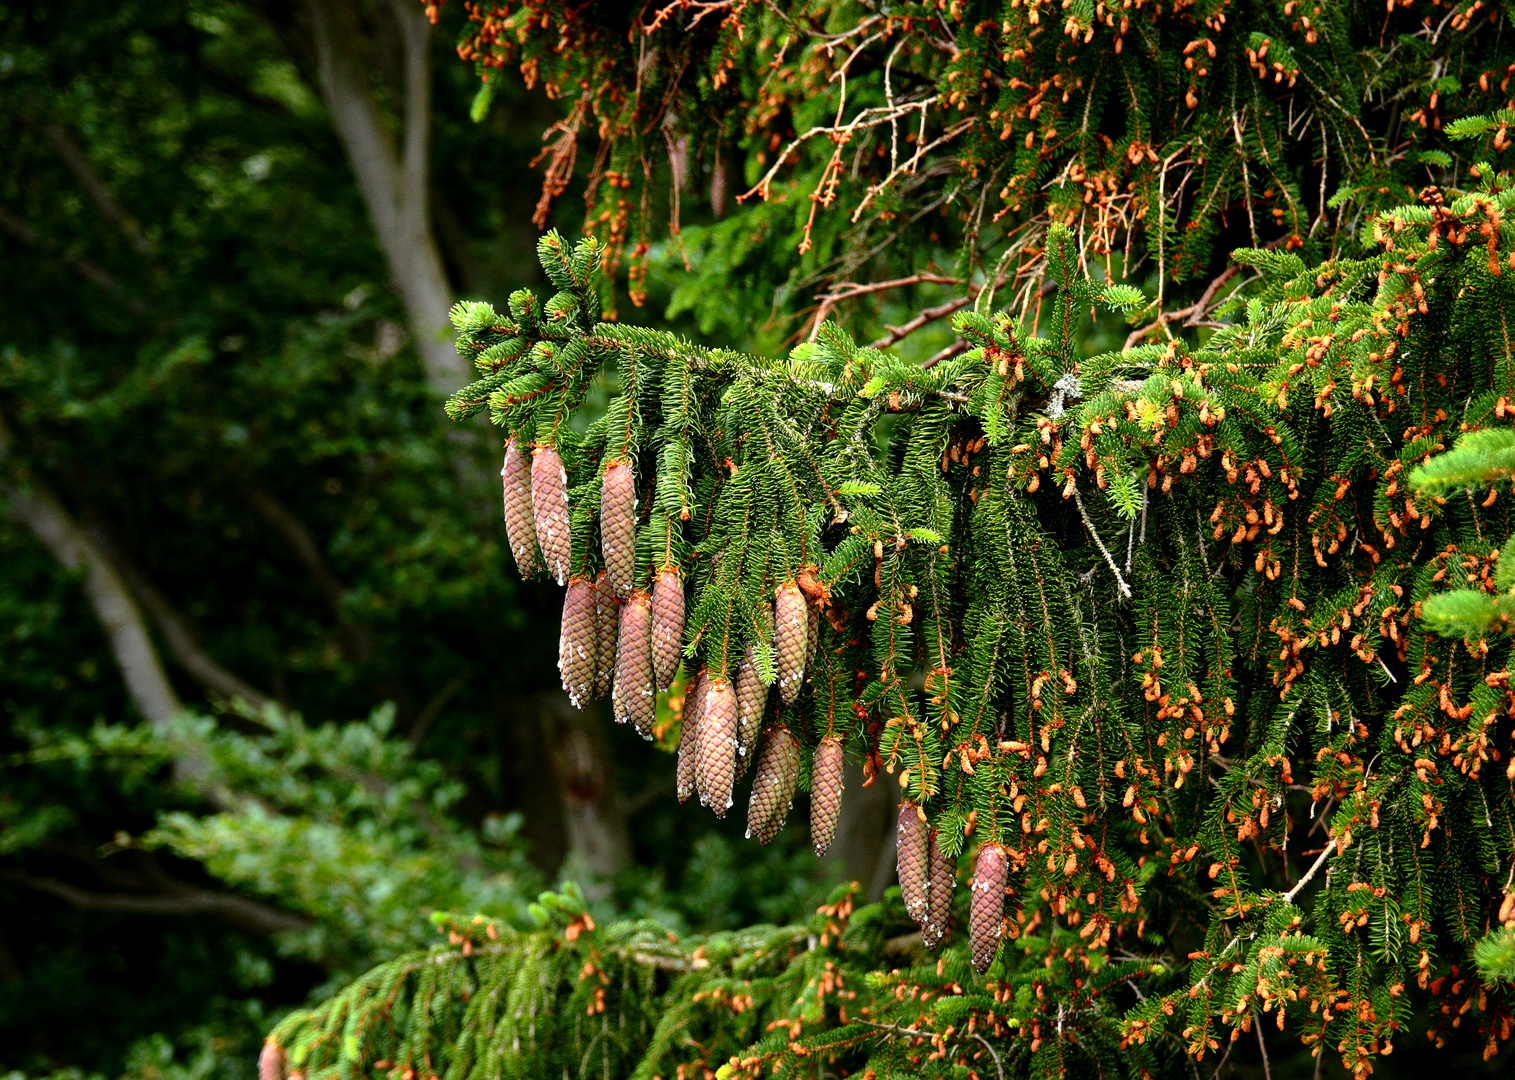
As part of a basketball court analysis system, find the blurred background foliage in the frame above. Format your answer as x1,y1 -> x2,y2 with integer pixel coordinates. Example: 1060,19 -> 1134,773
0,3 -> 874,1078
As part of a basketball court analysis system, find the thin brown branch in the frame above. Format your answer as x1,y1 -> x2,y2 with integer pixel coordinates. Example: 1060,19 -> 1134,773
0,868 -> 308,936
25,118 -> 155,255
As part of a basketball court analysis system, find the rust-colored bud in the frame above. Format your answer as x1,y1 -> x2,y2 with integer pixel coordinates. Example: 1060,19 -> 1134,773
558,577 -> 596,708
612,592 -> 655,739
922,829 -> 954,949
259,1042 -> 287,1080
501,437 -> 539,578
746,726 -> 800,844
530,445 -> 572,584
600,461 -> 636,598
650,568 -> 685,691
591,570 -> 618,700
969,843 -> 1008,974
896,800 -> 930,925
697,678 -> 738,816
810,737 -> 844,857
774,582 -> 808,704
676,667 -> 706,804
733,642 -> 769,760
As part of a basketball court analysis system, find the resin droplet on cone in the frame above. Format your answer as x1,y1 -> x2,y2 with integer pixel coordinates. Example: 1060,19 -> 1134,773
591,571 -> 617,700
810,737 -> 844,857
557,577 -> 596,708
676,668 -> 706,804
500,437 -> 539,578
600,461 -> 636,599
970,843 -> 1008,974
774,583 -> 808,704
650,568 -> 684,691
922,829 -> 954,949
896,800 -> 930,925
746,726 -> 800,845
696,678 -> 738,816
530,445 -> 572,585
612,592 -> 655,739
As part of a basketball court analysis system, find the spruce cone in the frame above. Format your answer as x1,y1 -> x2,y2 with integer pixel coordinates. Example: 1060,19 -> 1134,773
922,829 -> 954,949
805,599 -> 820,673
591,571 -> 618,700
774,582 -> 808,704
676,668 -> 706,804
746,726 -> 800,844
697,678 -> 738,816
600,461 -> 637,599
612,592 -> 655,739
650,568 -> 685,691
969,843 -> 1008,974
501,437 -> 539,578
810,737 -> 844,857
530,445 -> 572,585
896,800 -> 930,925
259,1042 -> 287,1080
733,642 -> 769,760
558,577 -> 596,708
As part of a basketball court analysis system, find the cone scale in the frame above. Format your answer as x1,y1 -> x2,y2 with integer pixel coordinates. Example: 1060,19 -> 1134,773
810,737 -> 844,857
500,437 -> 539,578
557,577 -> 596,708
746,726 -> 800,845
970,843 -> 1008,974
530,445 -> 572,585
896,800 -> 930,925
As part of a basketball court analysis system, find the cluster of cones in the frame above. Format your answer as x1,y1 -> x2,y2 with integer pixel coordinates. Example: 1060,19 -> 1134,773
503,439 -> 1007,972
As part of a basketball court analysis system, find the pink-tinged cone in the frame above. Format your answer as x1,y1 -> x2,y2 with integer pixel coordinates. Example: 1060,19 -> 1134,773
650,568 -> 685,691
923,829 -> 954,949
733,642 -> 769,761
696,679 -> 738,816
676,667 -> 706,804
611,592 -> 655,739
746,726 -> 800,845
558,577 -> 596,708
774,583 -> 807,704
896,800 -> 930,925
600,461 -> 637,599
501,437 -> 539,578
810,737 -> 844,857
969,843 -> 1008,974
591,571 -> 618,700
530,445 -> 572,585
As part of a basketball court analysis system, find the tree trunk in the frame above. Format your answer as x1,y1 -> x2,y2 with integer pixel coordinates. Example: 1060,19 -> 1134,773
818,758 -> 901,902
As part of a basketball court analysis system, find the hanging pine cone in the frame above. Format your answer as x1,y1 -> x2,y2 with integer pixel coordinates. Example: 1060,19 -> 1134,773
805,599 -> 820,673
896,800 -> 930,925
501,437 -> 539,578
530,445 -> 572,585
612,592 -> 655,739
746,726 -> 800,845
922,829 -> 954,949
558,577 -> 596,708
591,571 -> 617,700
969,843 -> 1008,974
650,568 -> 684,691
676,668 -> 706,804
600,461 -> 636,598
774,582 -> 808,704
733,642 -> 769,760
810,737 -> 844,857
697,678 -> 738,816
259,1042 -> 287,1080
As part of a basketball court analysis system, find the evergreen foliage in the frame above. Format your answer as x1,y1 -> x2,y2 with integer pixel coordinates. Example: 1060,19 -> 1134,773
268,157 -> 1515,1076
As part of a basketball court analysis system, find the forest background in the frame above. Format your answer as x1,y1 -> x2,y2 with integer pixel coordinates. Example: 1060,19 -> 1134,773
4,2 -> 1515,1080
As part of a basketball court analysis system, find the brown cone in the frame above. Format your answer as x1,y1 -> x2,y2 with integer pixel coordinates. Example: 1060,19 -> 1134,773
923,829 -> 954,949
558,577 -> 596,708
733,642 -> 769,761
696,679 -> 738,816
896,800 -> 930,925
746,726 -> 801,845
600,461 -> 637,599
530,445 -> 572,585
612,592 -> 655,739
810,737 -> 845,856
650,568 -> 684,691
591,571 -> 618,700
259,1042 -> 287,1080
969,843 -> 1008,974
774,582 -> 808,704
676,668 -> 706,804
501,437 -> 539,578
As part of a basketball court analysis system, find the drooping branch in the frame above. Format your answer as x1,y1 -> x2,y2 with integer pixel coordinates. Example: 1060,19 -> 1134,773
0,868 -> 309,936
